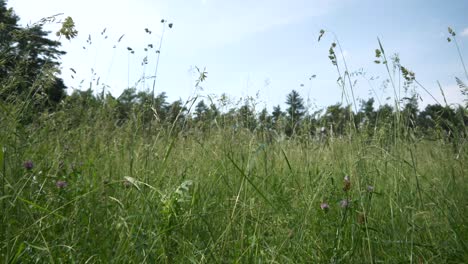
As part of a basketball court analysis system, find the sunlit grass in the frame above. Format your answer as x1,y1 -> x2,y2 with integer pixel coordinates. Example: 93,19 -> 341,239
1,115 -> 466,262
0,11 -> 467,263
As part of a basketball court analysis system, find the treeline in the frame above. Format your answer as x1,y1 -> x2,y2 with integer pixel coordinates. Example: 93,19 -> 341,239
0,0 -> 466,142
57,87 -> 467,140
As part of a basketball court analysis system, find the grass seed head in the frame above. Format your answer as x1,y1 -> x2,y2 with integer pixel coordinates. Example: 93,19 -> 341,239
343,175 -> 351,192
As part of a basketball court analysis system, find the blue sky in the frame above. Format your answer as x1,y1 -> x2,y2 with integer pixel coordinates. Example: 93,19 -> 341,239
8,0 -> 468,111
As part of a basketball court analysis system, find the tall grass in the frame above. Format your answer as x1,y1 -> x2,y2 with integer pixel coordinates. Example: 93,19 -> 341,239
0,107 -> 466,262
0,21 -> 467,263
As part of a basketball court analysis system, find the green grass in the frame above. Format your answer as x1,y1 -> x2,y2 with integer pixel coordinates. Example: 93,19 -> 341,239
0,18 -> 466,263
1,114 -> 466,263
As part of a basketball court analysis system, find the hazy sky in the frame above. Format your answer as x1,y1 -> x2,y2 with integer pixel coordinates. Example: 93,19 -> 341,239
8,0 -> 468,111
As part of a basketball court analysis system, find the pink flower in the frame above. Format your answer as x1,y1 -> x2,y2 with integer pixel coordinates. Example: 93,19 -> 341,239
340,199 -> 350,208
56,180 -> 67,189
23,160 -> 34,170
320,202 -> 330,212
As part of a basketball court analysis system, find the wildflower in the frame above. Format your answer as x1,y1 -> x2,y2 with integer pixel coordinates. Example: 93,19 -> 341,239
367,185 -> 374,193
343,175 -> 351,192
340,199 -> 350,208
23,160 -> 34,170
56,180 -> 68,189
320,202 -> 330,212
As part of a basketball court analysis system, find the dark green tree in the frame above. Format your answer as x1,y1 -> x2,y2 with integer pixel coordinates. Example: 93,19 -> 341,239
357,97 -> 376,134
324,103 -> 352,136
272,105 -> 283,126
116,88 -> 137,121
402,96 -> 419,129
166,99 -> 187,130
271,105 -> 286,134
208,102 -> 220,122
418,104 -> 462,139
193,99 -> 219,132
0,0 -> 68,110
373,104 -> 395,141
238,102 -> 256,131
136,89 -> 155,124
362,98 -> 375,120
194,100 -> 209,122
285,90 -> 305,135
258,108 -> 272,129
61,88 -> 100,127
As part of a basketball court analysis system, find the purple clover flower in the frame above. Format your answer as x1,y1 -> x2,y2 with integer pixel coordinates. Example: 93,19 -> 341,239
340,199 -> 351,208
320,202 -> 330,212
56,180 -> 68,189
23,160 -> 34,170
367,185 -> 374,193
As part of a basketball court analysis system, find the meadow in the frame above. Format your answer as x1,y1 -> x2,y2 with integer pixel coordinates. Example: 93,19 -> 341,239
1,5 -> 467,263
1,108 -> 467,263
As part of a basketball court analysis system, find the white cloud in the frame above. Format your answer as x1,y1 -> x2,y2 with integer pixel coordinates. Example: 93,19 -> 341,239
461,27 -> 468,37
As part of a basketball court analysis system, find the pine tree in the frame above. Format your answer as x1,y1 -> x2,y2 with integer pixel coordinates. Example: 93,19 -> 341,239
271,105 -> 283,128
238,102 -> 256,131
0,0 -> 68,111
258,108 -> 271,129
285,90 -> 305,135
195,100 -> 209,122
